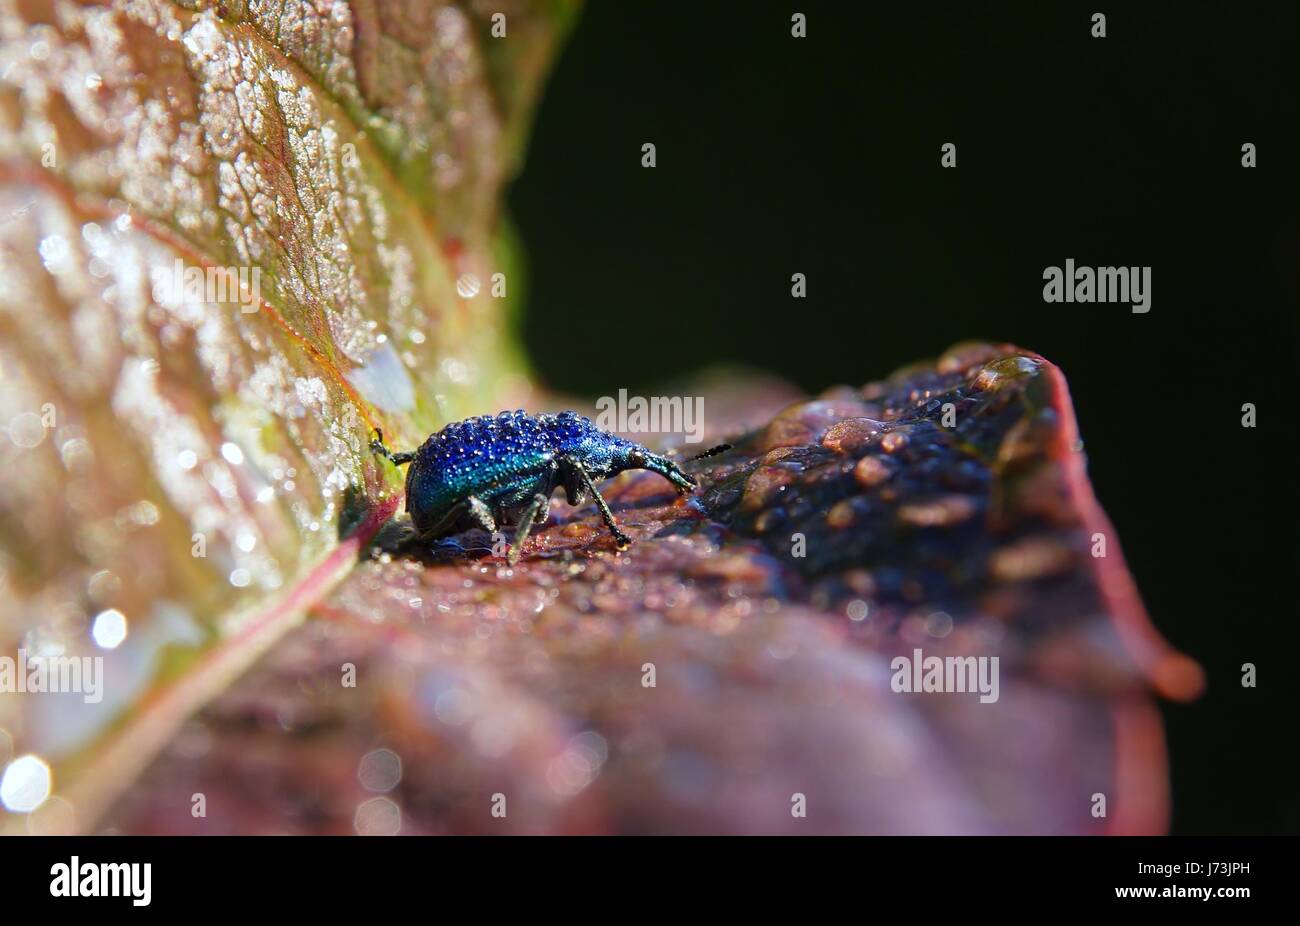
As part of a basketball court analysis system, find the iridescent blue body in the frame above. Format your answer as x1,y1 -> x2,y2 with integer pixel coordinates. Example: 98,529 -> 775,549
370,410 -> 727,565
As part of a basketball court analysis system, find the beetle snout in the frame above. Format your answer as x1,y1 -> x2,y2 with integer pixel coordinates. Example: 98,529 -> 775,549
664,463 -> 697,493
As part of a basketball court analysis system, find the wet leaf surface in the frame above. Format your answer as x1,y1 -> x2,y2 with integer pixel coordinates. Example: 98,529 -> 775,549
0,0 -> 573,833
105,345 -> 1202,834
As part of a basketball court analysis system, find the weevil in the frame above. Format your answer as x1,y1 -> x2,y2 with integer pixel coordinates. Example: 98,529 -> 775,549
370,410 -> 730,565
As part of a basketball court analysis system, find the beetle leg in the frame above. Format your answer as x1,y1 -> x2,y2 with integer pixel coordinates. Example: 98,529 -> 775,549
563,457 -> 632,551
561,474 -> 584,507
417,494 -> 497,541
464,495 -> 498,534
370,428 -> 416,467
507,492 -> 551,566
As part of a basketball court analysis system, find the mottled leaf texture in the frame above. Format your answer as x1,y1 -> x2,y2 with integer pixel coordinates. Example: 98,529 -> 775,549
0,0 -> 576,834
104,344 -> 1202,835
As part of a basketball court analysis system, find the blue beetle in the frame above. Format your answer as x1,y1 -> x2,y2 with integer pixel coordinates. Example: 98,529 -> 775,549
370,410 -> 729,565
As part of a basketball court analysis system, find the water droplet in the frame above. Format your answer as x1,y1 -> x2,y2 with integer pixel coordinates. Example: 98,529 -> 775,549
926,611 -> 954,638
435,687 -> 474,726
821,417 -> 884,454
896,495 -> 976,527
853,455 -> 893,487
357,748 -> 403,793
455,273 -> 480,298
91,609 -> 127,649
827,499 -> 857,529
441,357 -> 470,384
1,755 -> 52,813
880,431 -> 909,454
7,412 -> 45,448
37,234 -> 67,268
353,797 -> 401,836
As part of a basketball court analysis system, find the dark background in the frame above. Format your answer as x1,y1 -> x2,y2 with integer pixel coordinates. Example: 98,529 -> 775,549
507,2 -> 1298,834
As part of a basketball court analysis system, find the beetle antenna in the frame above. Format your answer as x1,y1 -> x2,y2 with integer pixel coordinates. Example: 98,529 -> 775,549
688,443 -> 732,462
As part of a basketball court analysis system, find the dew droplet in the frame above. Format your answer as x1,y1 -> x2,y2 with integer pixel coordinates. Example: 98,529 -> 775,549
91,609 -> 127,649
1,755 -> 52,813
357,748 -> 403,793
7,412 -> 45,449
853,455 -> 893,487
455,273 -> 480,298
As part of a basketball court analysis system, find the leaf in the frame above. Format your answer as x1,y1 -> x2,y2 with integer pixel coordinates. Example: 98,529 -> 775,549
0,0 -> 576,835
102,345 -> 1202,834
